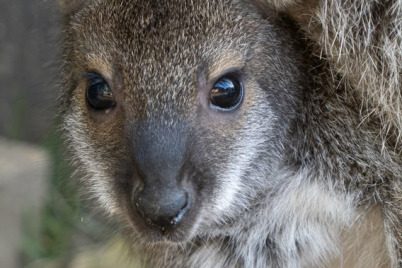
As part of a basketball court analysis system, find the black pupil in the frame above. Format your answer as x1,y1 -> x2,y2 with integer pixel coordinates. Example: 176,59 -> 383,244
210,77 -> 242,109
86,77 -> 115,110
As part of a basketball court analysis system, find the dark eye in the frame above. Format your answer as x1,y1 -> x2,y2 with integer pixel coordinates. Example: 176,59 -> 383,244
210,75 -> 243,110
85,74 -> 116,110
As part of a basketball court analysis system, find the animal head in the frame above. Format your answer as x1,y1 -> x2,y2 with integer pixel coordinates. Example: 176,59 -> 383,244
60,0 -> 307,243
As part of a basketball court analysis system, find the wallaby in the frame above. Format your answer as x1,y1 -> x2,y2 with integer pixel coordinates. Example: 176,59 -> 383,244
59,0 -> 401,267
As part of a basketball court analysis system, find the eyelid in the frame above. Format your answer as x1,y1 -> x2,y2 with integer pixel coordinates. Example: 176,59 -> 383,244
80,71 -> 114,89
210,68 -> 244,86
80,72 -> 102,80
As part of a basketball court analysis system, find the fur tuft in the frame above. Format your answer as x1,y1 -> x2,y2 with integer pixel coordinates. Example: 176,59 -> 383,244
262,0 -> 402,152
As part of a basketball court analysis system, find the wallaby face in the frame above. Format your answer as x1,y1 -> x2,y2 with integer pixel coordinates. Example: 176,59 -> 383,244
60,0 -> 402,266
61,0 -> 305,243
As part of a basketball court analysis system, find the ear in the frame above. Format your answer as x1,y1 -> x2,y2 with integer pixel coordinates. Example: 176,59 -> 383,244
58,0 -> 91,21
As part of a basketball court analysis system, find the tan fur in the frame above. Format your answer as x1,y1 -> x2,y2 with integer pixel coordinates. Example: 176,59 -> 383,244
328,206 -> 390,268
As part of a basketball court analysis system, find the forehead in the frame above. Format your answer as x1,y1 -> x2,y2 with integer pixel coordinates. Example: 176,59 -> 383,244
72,0 -> 254,67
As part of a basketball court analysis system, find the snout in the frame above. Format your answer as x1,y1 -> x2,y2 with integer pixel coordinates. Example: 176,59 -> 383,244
130,122 -> 193,233
134,187 -> 191,229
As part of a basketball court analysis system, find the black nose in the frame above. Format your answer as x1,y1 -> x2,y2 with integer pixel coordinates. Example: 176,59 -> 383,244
135,188 -> 190,228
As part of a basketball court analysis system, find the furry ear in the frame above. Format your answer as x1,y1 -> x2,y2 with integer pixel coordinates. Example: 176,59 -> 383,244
58,0 -> 91,21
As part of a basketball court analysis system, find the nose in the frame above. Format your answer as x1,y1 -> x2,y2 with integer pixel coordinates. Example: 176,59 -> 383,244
130,121 -> 190,228
134,187 -> 191,228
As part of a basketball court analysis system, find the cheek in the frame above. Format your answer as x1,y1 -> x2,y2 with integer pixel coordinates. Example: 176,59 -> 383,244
194,100 -> 277,223
67,91 -> 130,212
87,118 -> 124,152
67,80 -> 127,162
205,130 -> 266,221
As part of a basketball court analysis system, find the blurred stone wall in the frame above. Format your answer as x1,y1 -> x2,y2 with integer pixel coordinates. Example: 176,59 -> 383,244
0,0 -> 60,143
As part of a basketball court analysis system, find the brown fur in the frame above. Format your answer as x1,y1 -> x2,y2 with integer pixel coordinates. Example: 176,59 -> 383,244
254,0 -> 402,265
59,0 -> 402,267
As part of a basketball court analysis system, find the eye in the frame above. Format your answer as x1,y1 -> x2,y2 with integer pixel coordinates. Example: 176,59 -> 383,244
210,75 -> 244,111
85,74 -> 116,110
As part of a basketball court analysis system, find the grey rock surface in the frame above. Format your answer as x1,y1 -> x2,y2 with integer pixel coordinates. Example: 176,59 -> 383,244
0,137 -> 49,268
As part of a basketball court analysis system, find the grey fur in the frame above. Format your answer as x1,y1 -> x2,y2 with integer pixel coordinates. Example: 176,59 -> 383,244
59,0 -> 402,267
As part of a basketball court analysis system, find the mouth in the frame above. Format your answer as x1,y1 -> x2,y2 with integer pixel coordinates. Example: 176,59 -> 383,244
126,214 -> 197,243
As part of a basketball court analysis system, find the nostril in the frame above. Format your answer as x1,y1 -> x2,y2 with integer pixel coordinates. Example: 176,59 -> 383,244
134,189 -> 191,228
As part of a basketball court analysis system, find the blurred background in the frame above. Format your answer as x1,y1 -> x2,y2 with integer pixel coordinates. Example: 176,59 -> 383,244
0,1 -> 136,267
